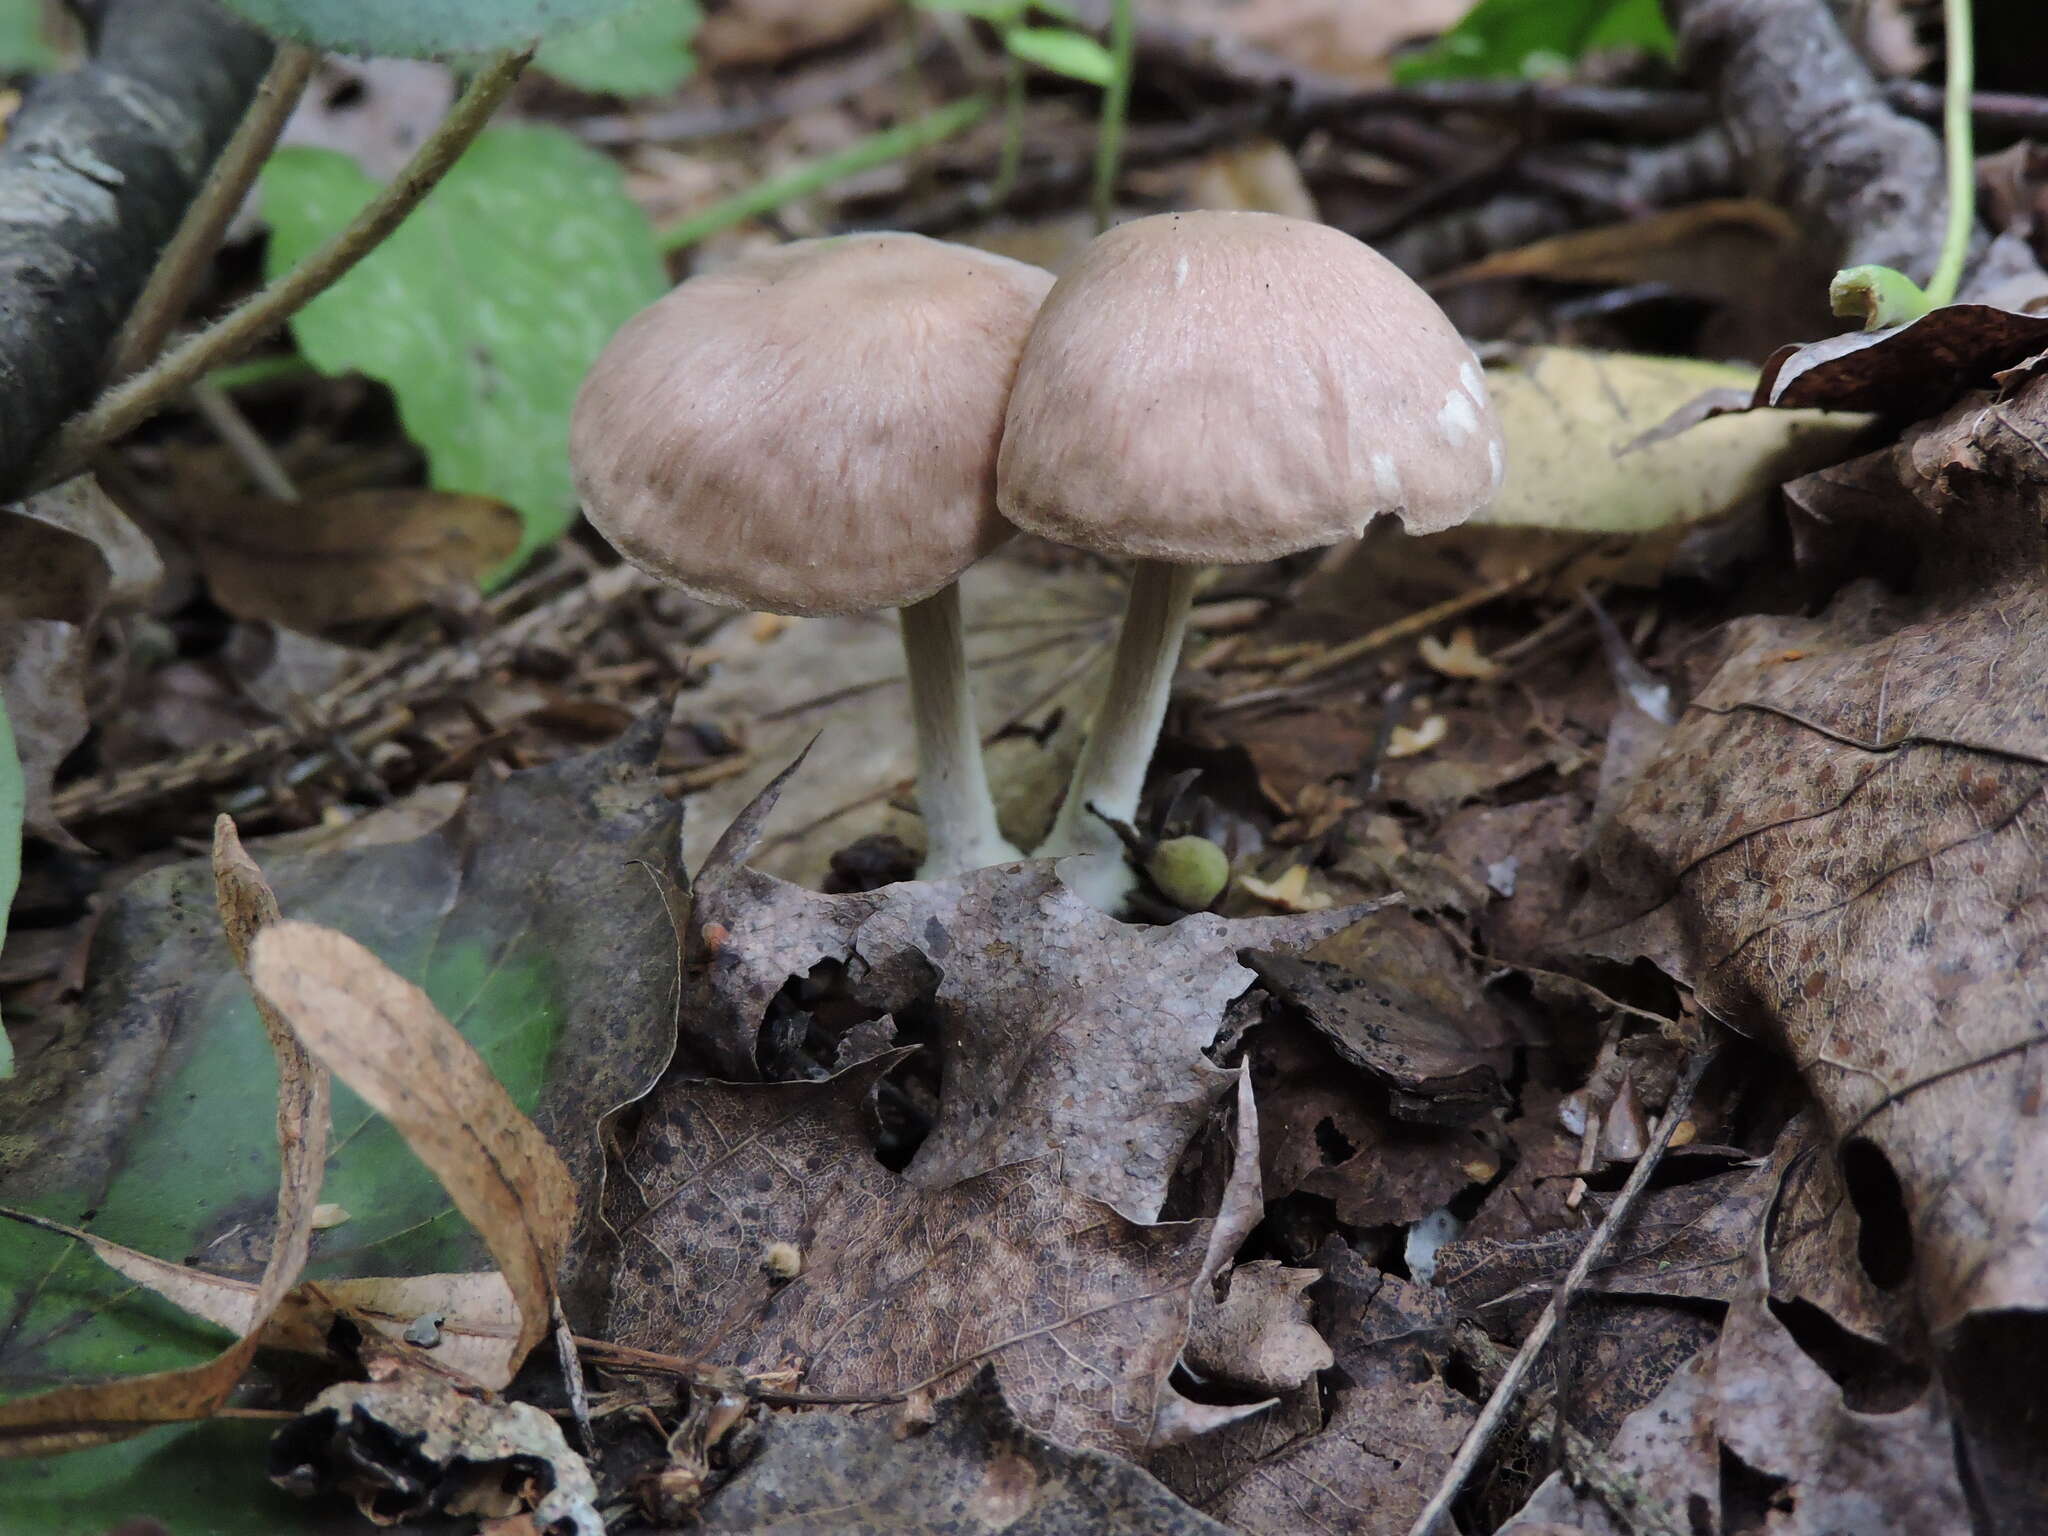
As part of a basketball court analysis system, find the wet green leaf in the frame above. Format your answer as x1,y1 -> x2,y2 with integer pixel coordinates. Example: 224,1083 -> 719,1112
215,0 -> 653,58
261,126 -> 666,567
1005,25 -> 1116,86
536,0 -> 700,97
1396,0 -> 1673,83
0,720 -> 681,1532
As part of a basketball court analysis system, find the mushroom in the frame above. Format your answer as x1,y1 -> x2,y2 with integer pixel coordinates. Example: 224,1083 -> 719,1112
571,234 -> 1054,877
997,210 -> 1505,909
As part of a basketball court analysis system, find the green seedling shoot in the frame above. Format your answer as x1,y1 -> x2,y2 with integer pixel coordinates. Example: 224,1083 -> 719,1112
1830,0 -> 1974,330
915,0 -> 1120,206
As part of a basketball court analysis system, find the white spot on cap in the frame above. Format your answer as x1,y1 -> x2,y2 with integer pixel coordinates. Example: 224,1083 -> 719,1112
1488,438 -> 1505,487
1438,389 -> 1479,444
1371,451 -> 1402,503
1460,359 -> 1486,406
1172,253 -> 1190,289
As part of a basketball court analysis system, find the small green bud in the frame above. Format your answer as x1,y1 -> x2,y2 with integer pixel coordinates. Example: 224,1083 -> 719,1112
1145,835 -> 1229,911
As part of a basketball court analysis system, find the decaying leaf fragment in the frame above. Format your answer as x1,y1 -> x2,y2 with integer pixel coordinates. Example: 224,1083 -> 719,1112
1471,347 -> 1872,538
270,1370 -> 600,1535
251,922 -> 575,1372
0,476 -> 163,839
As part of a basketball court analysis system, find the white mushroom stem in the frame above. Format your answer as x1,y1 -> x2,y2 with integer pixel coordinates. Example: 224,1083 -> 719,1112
1035,560 -> 1200,908
899,584 -> 1022,878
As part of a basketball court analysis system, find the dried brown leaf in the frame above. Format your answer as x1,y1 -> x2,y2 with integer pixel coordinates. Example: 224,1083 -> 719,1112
1575,376 -> 2048,1521
605,1060 -> 1267,1457
1504,1288 -> 1972,1535
1758,298 -> 2048,418
697,1366 -> 1232,1533
1184,1261 -> 1332,1396
1173,1242 -> 1477,1535
0,478 -> 162,839
249,921 -> 574,1369
187,488 -> 521,631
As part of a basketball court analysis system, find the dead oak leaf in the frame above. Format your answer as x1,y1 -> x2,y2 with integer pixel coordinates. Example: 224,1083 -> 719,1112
604,1062 -> 1270,1458
688,751 -> 1375,1223
1574,375 -> 2048,1522
696,1366 -> 1232,1533
1505,1286 -> 1972,1535
1167,1241 -> 1477,1535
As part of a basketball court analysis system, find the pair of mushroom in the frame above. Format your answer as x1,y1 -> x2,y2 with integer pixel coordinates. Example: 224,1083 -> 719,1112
571,214 -> 1505,907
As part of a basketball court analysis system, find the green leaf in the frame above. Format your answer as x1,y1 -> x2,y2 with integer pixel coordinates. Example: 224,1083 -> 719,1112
1395,0 -> 1674,83
261,126 -> 666,567
536,0 -> 700,97
1005,25 -> 1116,86
913,0 -> 1025,18
0,0 -> 55,73
212,0 -> 655,58
0,726 -> 682,1532
0,686 -> 19,1080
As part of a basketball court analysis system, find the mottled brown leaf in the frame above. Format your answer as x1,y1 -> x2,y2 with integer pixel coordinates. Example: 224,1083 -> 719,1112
1504,1288 -> 1972,1535
604,1061 -> 1267,1457
1174,1242 -> 1476,1535
696,1367 -> 1233,1534
1575,376 -> 2048,1522
1758,301 -> 2048,418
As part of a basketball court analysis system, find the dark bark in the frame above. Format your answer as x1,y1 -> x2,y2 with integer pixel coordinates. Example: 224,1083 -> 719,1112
1665,0 -> 1949,278
0,0 -> 273,500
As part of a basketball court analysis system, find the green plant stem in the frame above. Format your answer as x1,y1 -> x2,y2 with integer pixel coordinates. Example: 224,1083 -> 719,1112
991,52 -> 1027,206
1089,0 -> 1134,232
657,95 -> 989,253
31,47 -> 532,494
109,44 -> 318,380
1925,0 -> 1974,309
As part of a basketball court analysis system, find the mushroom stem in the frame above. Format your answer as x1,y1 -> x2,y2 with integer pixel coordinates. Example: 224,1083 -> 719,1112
1036,560 -> 1199,907
899,584 -> 1022,878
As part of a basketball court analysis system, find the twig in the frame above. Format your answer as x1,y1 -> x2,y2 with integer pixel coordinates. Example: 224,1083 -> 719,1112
1454,1323 -> 1691,1536
108,44 -> 317,379
49,560 -> 653,824
1212,566 -> 1540,714
1405,1045 -> 1718,1536
33,47 -> 532,492
188,380 -> 298,501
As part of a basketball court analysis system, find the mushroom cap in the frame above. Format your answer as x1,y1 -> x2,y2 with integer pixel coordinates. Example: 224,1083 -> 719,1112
571,234 -> 1054,617
996,211 -> 1505,564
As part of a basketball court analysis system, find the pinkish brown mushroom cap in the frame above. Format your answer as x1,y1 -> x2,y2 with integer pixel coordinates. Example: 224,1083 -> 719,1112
996,210 -> 1505,564
571,234 -> 1054,618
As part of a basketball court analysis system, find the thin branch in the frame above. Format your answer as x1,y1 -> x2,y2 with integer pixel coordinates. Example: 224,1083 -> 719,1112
108,44 -> 317,379
33,47 -> 531,492
1405,1046 -> 1718,1536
